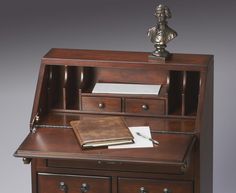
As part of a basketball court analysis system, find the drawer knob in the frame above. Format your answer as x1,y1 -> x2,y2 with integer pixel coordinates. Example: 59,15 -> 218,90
98,102 -> 105,109
163,188 -> 170,193
59,182 -> 67,192
80,183 -> 90,193
140,187 -> 148,193
141,104 -> 149,111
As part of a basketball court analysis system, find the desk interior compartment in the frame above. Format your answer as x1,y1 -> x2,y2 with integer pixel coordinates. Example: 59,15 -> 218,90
168,71 -> 200,116
34,64 -> 200,128
36,65 -> 170,117
40,65 -> 94,111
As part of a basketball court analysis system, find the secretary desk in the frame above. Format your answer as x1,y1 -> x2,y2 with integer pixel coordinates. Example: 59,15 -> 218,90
14,48 -> 213,193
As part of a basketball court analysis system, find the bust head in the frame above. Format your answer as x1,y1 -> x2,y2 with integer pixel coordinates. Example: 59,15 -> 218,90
154,4 -> 171,22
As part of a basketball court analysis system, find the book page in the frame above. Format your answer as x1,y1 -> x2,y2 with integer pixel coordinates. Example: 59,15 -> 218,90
108,126 -> 153,149
92,83 -> 161,95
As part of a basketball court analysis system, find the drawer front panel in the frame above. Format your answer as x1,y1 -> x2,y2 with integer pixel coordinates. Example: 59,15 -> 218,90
118,178 -> 193,193
125,98 -> 166,115
82,96 -> 121,112
38,173 -> 111,193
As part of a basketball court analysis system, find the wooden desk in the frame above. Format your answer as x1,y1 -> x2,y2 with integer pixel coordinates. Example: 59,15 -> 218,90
14,49 -> 213,193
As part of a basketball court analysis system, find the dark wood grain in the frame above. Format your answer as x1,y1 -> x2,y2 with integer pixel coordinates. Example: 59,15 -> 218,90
35,112 -> 196,133
81,96 -> 122,112
125,98 -> 166,115
15,127 -> 195,164
15,48 -> 213,193
41,49 -> 213,72
118,178 -> 193,193
38,173 -> 111,193
44,48 -> 212,67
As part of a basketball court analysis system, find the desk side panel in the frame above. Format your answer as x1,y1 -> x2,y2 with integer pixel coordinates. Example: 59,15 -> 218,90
200,59 -> 213,193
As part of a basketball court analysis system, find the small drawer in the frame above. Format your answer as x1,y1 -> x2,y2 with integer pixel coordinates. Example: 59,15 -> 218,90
38,173 -> 111,193
118,178 -> 193,193
82,96 -> 121,112
125,98 -> 166,115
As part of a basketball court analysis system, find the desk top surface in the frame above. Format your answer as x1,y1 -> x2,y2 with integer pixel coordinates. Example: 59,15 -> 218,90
42,48 -> 213,70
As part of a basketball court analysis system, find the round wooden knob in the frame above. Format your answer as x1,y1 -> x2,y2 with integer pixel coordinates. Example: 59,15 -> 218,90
163,188 -> 170,193
141,104 -> 149,111
98,102 -> 105,109
140,187 -> 148,193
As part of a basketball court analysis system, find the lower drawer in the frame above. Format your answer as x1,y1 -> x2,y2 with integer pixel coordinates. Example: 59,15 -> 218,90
38,173 -> 111,193
118,178 -> 193,193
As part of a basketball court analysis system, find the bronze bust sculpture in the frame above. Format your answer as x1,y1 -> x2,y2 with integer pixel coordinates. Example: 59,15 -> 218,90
148,4 -> 177,59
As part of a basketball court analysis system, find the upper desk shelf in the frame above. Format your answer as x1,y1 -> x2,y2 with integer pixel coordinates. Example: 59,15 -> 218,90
31,48 -> 213,133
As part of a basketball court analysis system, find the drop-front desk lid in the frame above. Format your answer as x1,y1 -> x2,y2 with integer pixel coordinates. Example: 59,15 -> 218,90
14,127 -> 196,174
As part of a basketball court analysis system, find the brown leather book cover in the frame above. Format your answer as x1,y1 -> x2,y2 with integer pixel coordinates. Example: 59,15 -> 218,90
70,117 -> 134,148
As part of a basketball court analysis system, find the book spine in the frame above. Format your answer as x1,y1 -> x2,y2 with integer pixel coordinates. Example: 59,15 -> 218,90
71,122 -> 85,147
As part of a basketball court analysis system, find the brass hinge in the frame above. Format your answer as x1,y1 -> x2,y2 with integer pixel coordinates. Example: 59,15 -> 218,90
30,113 -> 40,133
22,158 -> 32,164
